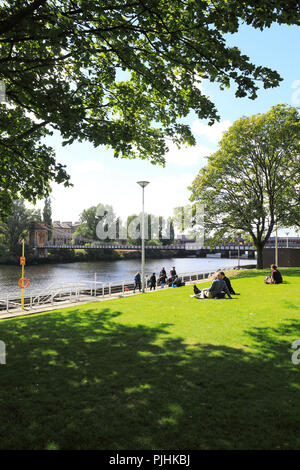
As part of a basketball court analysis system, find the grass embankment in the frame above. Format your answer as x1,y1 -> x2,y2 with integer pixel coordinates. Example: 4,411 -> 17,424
0,268 -> 299,450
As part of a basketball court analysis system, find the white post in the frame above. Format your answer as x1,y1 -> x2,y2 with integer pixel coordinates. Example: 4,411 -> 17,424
275,226 -> 278,266
94,273 -> 97,296
142,187 -> 145,293
137,181 -> 149,293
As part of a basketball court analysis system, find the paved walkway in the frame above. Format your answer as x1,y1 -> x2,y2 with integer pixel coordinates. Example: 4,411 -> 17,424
0,278 -> 210,321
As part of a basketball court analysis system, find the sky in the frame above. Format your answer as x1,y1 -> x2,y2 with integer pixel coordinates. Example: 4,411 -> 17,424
29,23 -> 299,236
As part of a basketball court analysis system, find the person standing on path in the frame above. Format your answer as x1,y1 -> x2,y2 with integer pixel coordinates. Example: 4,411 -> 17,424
134,272 -> 141,293
149,273 -> 157,290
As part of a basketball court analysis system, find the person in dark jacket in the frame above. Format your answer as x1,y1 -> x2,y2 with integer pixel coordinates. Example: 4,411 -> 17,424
149,273 -> 156,290
264,265 -> 283,284
133,272 -> 141,293
159,268 -> 167,288
219,272 -> 236,295
160,267 -> 167,278
190,284 -> 202,298
193,284 -> 201,295
201,273 -> 232,299
271,264 -> 283,284
170,266 -> 177,277
172,276 -> 184,287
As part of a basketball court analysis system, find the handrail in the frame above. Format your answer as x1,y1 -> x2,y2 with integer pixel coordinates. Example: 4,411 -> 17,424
0,266 -> 252,313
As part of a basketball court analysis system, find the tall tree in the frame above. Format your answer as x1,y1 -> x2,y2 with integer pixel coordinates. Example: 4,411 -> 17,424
42,196 -> 52,240
173,203 -> 204,242
0,199 -> 41,255
74,203 -> 117,242
189,105 -> 300,268
1,0 -> 299,216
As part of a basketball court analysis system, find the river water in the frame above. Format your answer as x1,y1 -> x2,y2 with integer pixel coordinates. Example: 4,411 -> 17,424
0,257 -> 256,295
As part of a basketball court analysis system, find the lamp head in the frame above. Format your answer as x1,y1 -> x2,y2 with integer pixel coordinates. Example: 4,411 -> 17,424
137,181 -> 150,188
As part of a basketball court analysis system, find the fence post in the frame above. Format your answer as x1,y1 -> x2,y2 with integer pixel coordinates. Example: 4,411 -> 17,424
109,282 -> 111,296
122,281 -> 125,294
6,294 -> 8,313
102,283 -> 105,298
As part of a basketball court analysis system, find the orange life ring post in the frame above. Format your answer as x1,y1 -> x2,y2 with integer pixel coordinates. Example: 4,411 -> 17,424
19,278 -> 30,289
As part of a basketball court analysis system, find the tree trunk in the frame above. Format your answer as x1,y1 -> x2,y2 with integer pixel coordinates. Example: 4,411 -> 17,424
256,244 -> 264,269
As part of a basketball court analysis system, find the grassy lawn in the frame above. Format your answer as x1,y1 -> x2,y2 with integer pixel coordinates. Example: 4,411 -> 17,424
0,268 -> 300,450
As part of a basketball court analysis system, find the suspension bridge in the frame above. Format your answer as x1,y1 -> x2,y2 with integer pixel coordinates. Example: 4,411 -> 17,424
29,222 -> 300,259
31,223 -> 258,254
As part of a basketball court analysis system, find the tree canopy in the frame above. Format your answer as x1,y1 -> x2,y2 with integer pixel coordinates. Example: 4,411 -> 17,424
73,203 -> 117,241
189,104 -> 300,268
0,199 -> 41,255
1,0 -> 299,217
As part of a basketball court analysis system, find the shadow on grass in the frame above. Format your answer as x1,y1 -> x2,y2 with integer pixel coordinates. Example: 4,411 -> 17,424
0,308 -> 300,450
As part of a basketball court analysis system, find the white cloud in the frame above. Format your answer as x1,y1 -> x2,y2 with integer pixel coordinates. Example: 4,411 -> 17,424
291,79 -> 300,105
71,160 -> 104,177
165,141 -> 214,167
192,119 -> 232,143
34,167 -> 197,223
27,152 -> 203,224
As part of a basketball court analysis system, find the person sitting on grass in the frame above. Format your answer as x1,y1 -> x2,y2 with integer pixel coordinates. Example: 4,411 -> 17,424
265,264 -> 283,284
172,276 -> 185,287
219,271 -> 237,295
190,284 -> 202,298
194,284 -> 201,295
192,273 -> 233,299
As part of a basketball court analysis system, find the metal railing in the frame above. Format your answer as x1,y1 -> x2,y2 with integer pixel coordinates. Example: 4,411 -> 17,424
0,266 -> 243,314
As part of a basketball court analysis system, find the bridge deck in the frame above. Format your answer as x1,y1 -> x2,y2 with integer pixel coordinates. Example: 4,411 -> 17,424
36,244 -> 258,251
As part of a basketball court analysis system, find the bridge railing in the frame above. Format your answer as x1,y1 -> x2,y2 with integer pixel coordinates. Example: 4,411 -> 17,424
0,265 -> 246,314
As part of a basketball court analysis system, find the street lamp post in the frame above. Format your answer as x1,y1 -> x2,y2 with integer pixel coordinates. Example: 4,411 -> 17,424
236,234 -> 242,269
137,181 -> 149,293
275,226 -> 278,266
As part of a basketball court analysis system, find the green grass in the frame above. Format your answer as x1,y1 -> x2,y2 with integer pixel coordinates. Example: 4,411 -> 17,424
0,268 -> 300,450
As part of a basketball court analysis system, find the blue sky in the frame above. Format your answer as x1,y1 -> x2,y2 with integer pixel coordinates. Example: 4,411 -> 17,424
32,23 -> 299,236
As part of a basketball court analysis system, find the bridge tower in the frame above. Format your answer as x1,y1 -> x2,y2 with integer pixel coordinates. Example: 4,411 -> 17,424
29,222 -> 48,258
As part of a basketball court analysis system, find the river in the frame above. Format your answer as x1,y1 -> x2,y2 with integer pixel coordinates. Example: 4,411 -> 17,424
0,257 -> 256,295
